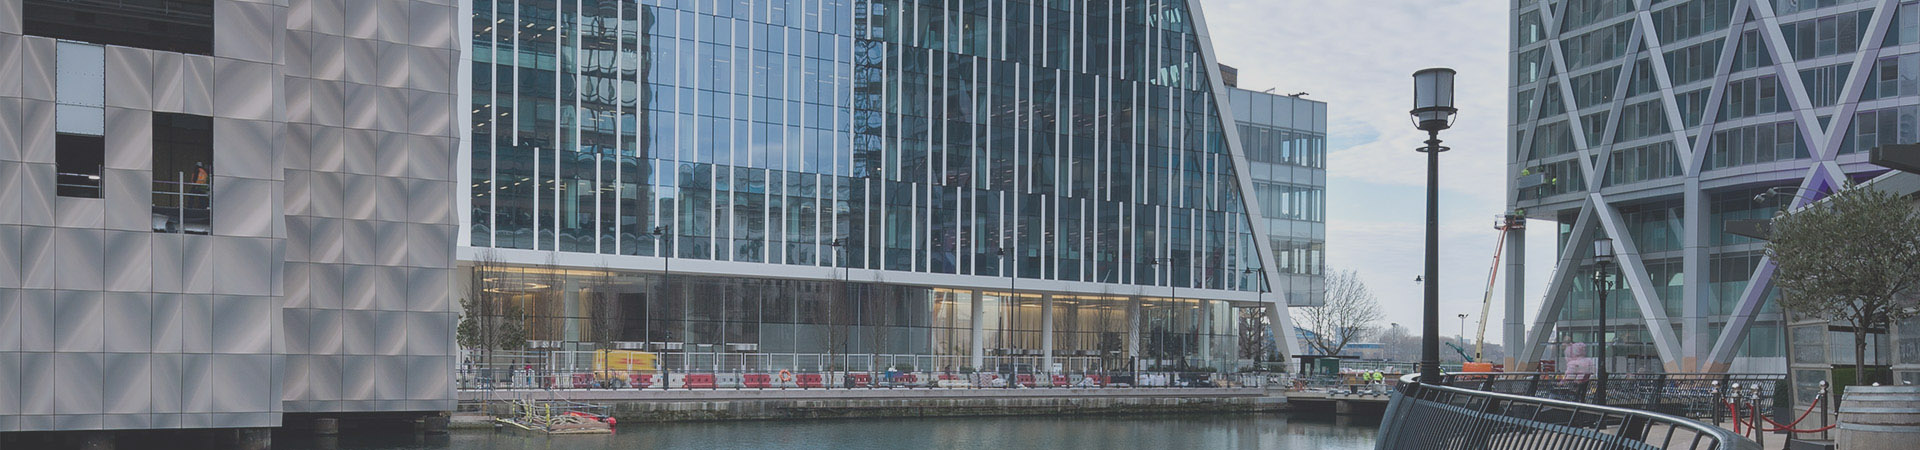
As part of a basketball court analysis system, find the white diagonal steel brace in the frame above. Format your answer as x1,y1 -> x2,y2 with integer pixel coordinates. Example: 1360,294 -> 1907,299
1701,0 -> 1899,370
1521,203 -> 1599,365
1807,0 -> 1897,154
1581,22 -> 1650,188
1631,0 -> 1709,169
1537,0 -> 1605,186
1702,164 -> 1845,368
1748,0 -> 1831,162
1681,0 -> 1759,175
1589,193 -> 1686,371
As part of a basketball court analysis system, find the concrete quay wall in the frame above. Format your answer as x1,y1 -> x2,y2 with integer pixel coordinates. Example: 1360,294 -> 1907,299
461,389 -> 1288,423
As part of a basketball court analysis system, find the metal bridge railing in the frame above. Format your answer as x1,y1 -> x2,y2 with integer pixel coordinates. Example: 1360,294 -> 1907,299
1432,372 -> 1785,421
1376,374 -> 1759,450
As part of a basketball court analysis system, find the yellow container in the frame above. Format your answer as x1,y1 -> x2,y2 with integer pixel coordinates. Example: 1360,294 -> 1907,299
592,350 -> 659,381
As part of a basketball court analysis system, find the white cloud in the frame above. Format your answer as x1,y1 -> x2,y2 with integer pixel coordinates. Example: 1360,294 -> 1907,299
1201,1 -> 1559,345
1203,0 -> 1509,194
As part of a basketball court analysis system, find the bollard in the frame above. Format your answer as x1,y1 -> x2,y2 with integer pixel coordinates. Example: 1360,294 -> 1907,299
1819,381 -> 1831,442
1711,381 -> 1725,425
1750,387 -> 1764,448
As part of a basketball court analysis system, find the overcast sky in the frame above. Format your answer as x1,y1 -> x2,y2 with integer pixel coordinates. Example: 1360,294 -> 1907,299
1202,0 -> 1560,346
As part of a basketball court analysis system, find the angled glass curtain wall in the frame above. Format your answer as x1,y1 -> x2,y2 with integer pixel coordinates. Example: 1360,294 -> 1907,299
471,0 -> 1271,294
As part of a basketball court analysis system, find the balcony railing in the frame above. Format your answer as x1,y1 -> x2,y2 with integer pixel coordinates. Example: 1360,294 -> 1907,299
1376,374 -> 1759,450
153,172 -> 210,234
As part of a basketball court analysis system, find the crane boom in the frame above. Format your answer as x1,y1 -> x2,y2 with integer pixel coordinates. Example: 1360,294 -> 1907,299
1474,215 -> 1525,362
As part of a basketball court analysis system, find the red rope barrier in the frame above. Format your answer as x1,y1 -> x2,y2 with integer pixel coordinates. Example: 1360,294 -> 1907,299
1745,395 -> 1838,434
1756,411 -> 1839,433
1726,401 -> 1741,434
1775,394 -> 1821,429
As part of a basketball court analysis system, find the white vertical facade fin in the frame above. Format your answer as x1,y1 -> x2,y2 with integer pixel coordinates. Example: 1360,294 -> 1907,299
1187,0 -> 1302,360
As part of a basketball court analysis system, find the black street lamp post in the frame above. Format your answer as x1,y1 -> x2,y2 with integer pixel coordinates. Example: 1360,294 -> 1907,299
1592,236 -> 1615,405
650,226 -> 674,388
1457,313 -> 1469,351
1410,68 -> 1458,383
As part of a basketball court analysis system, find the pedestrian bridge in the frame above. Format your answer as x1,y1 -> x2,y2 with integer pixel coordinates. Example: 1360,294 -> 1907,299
1376,373 -> 1762,450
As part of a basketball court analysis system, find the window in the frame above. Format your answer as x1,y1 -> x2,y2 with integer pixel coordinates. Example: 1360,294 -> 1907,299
55,42 -> 103,198
1897,3 -> 1920,46
55,134 -> 103,198
1800,63 -> 1852,107
23,0 -> 214,55
152,113 -> 212,234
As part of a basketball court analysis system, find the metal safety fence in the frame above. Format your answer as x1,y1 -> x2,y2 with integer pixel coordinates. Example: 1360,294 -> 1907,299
1431,372 -> 1785,421
457,367 -> 1270,391
1376,374 -> 1759,450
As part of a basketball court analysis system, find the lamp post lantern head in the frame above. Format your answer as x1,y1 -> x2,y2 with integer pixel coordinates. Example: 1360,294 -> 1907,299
1411,68 -> 1459,132
1593,237 -> 1615,265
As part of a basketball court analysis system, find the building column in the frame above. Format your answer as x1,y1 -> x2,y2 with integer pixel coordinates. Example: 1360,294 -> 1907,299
970,290 -> 986,370
1127,298 -> 1141,370
1041,294 -> 1055,373
1682,180 -> 1709,372
562,276 -> 580,342
1198,301 -> 1213,369
1504,225 -> 1526,371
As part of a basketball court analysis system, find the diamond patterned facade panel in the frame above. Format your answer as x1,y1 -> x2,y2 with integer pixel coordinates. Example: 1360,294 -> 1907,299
0,0 -> 460,432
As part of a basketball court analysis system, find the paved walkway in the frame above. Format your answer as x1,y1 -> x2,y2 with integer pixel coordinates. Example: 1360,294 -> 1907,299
1701,418 -> 1831,450
1629,418 -> 1826,450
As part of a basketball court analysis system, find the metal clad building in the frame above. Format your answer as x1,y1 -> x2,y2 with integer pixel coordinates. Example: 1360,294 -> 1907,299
0,0 -> 462,432
1506,0 -> 1906,373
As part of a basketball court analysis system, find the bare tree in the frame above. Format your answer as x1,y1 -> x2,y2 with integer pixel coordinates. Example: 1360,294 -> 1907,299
1767,184 -> 1920,385
458,249 -> 527,352
1375,322 -> 1417,362
528,252 -> 565,346
457,249 -> 526,392
588,262 -> 623,346
1299,270 -> 1383,357
1236,306 -> 1272,365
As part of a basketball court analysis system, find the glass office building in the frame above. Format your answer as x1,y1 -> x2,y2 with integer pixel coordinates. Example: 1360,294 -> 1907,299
1505,0 -> 1903,373
461,0 -> 1297,373
1227,86 -> 1325,308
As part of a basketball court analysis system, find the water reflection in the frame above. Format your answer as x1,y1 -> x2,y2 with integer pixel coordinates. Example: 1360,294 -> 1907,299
272,414 -> 1377,450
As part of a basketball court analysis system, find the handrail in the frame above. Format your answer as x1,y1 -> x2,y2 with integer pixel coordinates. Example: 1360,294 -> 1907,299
1427,371 -> 1785,421
1376,373 -> 1759,450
